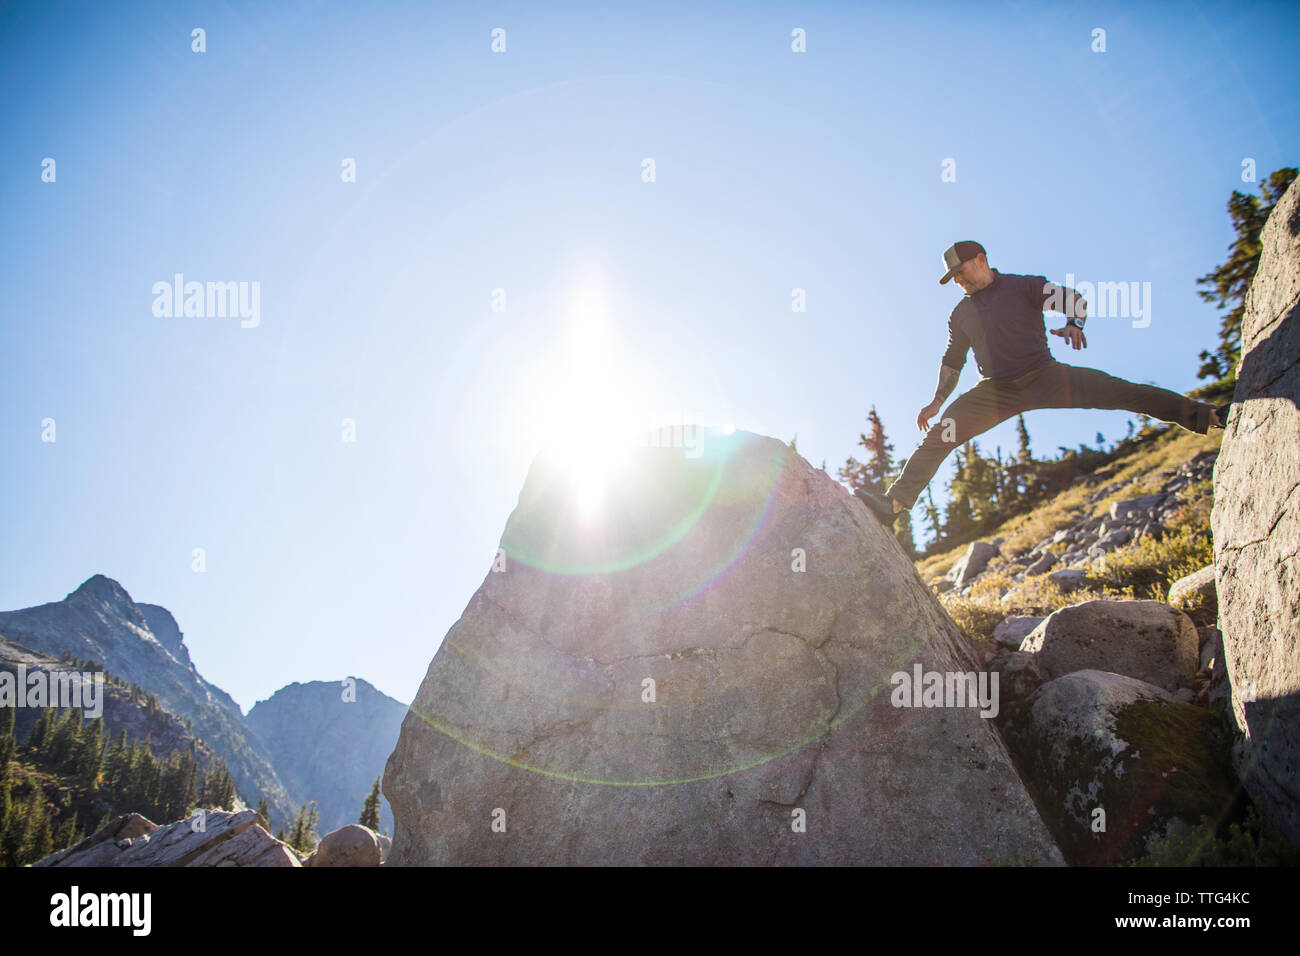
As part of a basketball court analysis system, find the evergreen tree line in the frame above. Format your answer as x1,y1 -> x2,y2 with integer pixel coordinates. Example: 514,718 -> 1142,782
0,701 -> 240,866
51,650 -> 165,716
841,407 -> 1155,556
1,697 -> 378,864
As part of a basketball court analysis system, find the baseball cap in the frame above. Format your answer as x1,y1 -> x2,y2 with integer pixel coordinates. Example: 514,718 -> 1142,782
939,241 -> 986,284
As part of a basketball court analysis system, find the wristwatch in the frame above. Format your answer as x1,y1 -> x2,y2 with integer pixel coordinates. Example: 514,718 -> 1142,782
1067,316 -> 1086,329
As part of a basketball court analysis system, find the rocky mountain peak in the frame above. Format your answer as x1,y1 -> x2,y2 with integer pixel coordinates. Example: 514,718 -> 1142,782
68,574 -> 142,619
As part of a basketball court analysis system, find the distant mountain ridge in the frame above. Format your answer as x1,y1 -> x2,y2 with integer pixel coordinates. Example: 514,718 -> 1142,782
0,575 -> 297,828
247,679 -> 406,834
0,574 -> 408,836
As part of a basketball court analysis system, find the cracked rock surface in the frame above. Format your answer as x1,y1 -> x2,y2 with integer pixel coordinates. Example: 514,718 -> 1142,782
383,428 -> 1063,864
34,810 -> 301,867
1211,177 -> 1300,845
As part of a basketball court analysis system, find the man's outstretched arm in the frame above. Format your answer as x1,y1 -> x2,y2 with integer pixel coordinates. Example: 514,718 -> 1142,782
1039,276 -> 1088,350
917,364 -> 961,431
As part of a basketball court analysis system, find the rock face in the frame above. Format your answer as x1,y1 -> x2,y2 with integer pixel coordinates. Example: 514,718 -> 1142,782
1212,177 -> 1300,846
1019,600 -> 1198,692
384,428 -> 1064,865
1000,670 -> 1240,865
247,679 -> 407,835
35,810 -> 301,867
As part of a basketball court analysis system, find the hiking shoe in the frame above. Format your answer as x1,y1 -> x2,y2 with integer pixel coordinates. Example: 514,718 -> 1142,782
1212,402 -> 1233,428
854,487 -> 901,525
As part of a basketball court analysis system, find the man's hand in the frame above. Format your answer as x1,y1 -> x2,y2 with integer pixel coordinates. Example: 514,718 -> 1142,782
916,399 -> 943,432
1050,323 -> 1087,350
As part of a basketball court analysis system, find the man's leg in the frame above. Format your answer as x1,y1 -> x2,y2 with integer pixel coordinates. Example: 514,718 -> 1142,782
885,379 -> 1020,508
1026,362 -> 1215,433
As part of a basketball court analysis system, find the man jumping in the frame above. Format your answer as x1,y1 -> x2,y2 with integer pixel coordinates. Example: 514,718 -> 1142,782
855,240 -> 1231,525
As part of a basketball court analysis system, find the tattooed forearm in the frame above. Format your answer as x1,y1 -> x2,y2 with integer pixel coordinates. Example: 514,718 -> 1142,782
933,365 -> 960,404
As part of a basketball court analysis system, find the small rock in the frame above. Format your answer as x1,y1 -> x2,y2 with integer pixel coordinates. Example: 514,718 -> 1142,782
1135,521 -> 1163,542
1048,568 -> 1088,591
1098,528 -> 1132,548
948,540 -> 999,589
1025,553 -> 1057,577
1110,494 -> 1167,521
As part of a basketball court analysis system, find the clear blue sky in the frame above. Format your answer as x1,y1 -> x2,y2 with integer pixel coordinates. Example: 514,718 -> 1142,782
2,1 -> 1296,710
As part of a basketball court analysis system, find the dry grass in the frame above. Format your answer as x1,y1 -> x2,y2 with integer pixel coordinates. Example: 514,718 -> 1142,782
914,427 -> 1220,583
925,427 -> 1221,644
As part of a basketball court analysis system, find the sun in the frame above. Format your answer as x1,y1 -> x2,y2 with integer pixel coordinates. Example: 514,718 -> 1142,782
528,281 -> 655,519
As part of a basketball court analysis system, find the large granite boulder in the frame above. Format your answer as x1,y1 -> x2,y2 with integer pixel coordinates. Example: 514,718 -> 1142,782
384,428 -> 1063,865
1212,177 -> 1300,846
1019,599 -> 1198,692
35,809 -> 301,867
1000,670 -> 1240,866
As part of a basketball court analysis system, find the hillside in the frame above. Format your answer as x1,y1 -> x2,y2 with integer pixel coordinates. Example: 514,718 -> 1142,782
0,576 -> 297,831
916,424 -> 1222,639
0,638 -> 229,866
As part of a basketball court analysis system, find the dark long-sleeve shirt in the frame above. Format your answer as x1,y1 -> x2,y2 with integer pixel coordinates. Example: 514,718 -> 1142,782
941,269 -> 1085,381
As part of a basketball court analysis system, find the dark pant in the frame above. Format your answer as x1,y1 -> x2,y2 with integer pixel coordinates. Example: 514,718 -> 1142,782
885,361 -> 1215,508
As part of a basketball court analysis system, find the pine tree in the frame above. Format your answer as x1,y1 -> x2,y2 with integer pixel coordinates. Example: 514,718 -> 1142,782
158,748 -> 199,822
255,796 -> 272,833
20,789 -> 53,865
359,777 -> 382,830
922,487 -> 943,548
287,801 -> 320,854
962,442 -> 999,527
199,758 -> 237,811
48,707 -> 82,771
1011,414 -> 1034,501
28,707 -> 54,751
841,407 -> 895,496
943,445 -> 976,540
53,815 -> 77,852
1194,166 -> 1298,403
